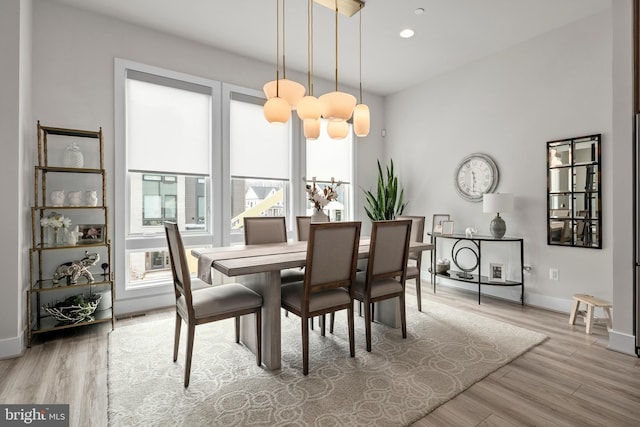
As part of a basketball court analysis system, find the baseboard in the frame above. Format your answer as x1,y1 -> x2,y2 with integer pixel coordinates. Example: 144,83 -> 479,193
0,334 -> 24,360
607,330 -> 637,356
114,293 -> 175,317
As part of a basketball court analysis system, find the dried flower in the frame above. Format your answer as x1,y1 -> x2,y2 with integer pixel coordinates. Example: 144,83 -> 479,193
41,212 -> 71,229
305,176 -> 342,212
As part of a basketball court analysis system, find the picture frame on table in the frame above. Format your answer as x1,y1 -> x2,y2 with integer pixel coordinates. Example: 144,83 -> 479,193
441,220 -> 454,236
488,262 -> 506,283
432,214 -> 450,234
78,224 -> 105,244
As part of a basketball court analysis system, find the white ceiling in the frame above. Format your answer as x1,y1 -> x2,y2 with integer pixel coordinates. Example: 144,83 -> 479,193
50,0 -> 610,96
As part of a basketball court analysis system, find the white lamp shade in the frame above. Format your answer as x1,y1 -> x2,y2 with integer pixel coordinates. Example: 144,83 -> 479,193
263,79 -> 306,110
327,120 -> 349,139
303,118 -> 321,139
263,97 -> 291,123
296,95 -> 322,120
319,91 -> 357,121
483,193 -> 514,213
353,103 -> 370,137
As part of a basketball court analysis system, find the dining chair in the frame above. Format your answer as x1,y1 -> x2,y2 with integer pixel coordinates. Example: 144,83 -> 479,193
397,215 -> 426,311
164,222 -> 263,387
243,216 -> 304,284
352,219 -> 412,352
243,216 -> 288,245
296,216 -> 311,242
280,221 -> 361,375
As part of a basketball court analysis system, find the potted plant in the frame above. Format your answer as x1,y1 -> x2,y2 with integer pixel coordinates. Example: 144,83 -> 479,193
363,159 -> 407,220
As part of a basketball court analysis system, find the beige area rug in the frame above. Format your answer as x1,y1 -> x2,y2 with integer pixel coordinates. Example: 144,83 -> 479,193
108,299 -> 546,426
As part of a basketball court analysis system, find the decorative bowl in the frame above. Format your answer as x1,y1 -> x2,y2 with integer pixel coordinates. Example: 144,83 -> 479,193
435,261 -> 450,274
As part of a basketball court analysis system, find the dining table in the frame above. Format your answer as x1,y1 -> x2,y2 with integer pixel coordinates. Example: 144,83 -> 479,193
192,239 -> 433,370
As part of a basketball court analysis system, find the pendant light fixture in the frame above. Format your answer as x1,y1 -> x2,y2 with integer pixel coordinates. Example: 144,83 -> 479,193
327,119 -> 349,139
319,0 -> 357,123
264,0 -> 291,123
297,0 -> 321,139
263,0 -> 305,115
352,2 -> 370,137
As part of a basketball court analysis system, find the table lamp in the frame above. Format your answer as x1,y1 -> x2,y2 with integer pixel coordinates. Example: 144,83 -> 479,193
483,193 -> 514,239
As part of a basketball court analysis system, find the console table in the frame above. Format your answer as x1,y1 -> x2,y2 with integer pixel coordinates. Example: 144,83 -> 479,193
428,233 -> 524,305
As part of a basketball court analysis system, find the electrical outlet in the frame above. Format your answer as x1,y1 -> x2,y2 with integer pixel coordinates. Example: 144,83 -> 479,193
549,268 -> 559,280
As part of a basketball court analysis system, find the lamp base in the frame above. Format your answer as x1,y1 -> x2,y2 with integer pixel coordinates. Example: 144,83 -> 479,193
490,214 -> 506,239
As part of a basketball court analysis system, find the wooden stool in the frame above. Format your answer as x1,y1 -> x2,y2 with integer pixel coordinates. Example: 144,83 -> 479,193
569,294 -> 612,334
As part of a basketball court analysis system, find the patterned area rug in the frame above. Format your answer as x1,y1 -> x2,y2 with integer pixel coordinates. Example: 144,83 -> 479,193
108,299 -> 546,426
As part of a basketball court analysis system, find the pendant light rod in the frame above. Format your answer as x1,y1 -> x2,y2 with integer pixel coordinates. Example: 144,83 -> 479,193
275,0 -> 280,96
282,0 -> 287,80
307,0 -> 315,95
334,0 -> 339,92
358,2 -> 363,103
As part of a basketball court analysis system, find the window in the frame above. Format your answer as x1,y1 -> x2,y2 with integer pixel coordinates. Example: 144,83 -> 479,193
115,59 -> 220,297
228,93 -> 292,244
115,60 -> 355,307
306,119 -> 355,221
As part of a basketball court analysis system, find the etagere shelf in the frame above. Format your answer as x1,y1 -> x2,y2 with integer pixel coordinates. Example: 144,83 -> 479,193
27,121 -> 115,346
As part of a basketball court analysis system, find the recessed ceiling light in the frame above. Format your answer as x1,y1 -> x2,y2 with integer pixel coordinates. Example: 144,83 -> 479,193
400,29 -> 415,39
415,8 -> 425,15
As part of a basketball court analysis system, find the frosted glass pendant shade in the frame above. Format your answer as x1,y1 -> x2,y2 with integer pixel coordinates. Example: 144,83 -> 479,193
303,118 -> 321,139
296,95 -> 322,120
327,120 -> 349,139
319,91 -> 357,121
263,97 -> 291,123
353,103 -> 370,137
263,79 -> 306,110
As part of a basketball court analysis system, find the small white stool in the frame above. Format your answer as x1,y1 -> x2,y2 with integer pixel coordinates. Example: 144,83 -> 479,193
569,294 -> 612,334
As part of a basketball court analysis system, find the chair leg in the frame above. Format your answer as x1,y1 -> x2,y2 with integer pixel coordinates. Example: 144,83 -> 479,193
416,277 -> 422,312
302,316 -> 310,375
255,309 -> 262,367
311,316 -> 314,330
347,306 -> 355,357
400,294 -> 407,339
184,322 -> 196,388
173,313 -> 182,362
320,314 -> 326,336
235,316 -> 240,343
329,312 -> 335,334
364,298 -> 372,352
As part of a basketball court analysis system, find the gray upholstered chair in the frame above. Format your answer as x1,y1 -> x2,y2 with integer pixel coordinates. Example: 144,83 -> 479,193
243,216 -> 304,284
296,216 -> 311,242
281,221 -> 361,375
353,219 -> 412,352
397,215 -> 426,311
243,216 -> 288,245
164,222 -> 262,387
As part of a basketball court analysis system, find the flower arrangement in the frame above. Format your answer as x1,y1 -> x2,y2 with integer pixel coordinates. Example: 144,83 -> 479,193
305,177 -> 342,212
41,212 -> 71,230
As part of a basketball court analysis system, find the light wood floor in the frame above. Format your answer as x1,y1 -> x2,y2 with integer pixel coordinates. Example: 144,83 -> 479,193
1,284 -> 639,427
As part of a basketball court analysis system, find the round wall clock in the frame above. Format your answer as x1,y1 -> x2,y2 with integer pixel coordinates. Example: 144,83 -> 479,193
454,153 -> 499,202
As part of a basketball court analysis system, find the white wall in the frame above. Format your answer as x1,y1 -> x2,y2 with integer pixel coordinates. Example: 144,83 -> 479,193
386,5 -> 636,354
0,0 -> 32,359
385,11 -> 615,311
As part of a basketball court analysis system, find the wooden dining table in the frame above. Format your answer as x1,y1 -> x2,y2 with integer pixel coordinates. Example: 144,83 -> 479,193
192,239 -> 433,370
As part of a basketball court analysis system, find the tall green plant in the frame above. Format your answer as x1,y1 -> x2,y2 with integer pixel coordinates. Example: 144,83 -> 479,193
363,159 -> 407,220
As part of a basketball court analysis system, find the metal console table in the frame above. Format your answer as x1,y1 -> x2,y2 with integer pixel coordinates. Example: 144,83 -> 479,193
428,232 -> 524,305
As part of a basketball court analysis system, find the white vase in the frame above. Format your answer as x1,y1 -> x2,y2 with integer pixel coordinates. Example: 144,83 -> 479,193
68,191 -> 82,206
311,210 -> 329,223
85,190 -> 98,207
64,143 -> 84,168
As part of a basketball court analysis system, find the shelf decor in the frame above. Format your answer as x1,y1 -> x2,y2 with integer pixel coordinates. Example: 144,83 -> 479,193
43,294 -> 101,325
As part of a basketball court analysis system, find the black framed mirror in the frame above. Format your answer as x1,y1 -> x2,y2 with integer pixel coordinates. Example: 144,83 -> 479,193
547,134 -> 601,248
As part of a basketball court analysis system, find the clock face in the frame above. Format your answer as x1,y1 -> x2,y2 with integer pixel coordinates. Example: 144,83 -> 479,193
454,153 -> 499,202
